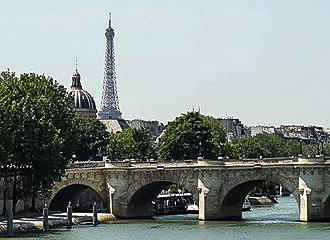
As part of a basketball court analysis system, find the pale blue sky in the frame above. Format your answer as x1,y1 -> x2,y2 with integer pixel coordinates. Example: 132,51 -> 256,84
1,0 -> 330,126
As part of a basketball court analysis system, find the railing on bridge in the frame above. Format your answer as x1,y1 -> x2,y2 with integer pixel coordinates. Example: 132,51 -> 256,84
66,155 -> 329,170
220,156 -> 299,165
67,161 -> 105,169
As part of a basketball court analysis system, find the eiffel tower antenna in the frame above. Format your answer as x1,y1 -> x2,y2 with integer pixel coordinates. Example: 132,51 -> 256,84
109,12 -> 111,27
75,57 -> 78,72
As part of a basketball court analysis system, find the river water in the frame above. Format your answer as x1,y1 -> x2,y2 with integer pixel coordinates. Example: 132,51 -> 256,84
5,196 -> 330,240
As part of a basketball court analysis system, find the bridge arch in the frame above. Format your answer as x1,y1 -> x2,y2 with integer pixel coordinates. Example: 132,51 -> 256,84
217,174 -> 300,220
124,169 -> 198,218
49,178 -> 108,212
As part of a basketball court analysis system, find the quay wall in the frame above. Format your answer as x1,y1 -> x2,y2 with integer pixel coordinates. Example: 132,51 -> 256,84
0,213 -> 115,235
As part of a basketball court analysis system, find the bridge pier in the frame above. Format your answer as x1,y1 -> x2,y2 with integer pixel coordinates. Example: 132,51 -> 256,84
299,187 -> 311,222
198,173 -> 223,220
297,162 -> 329,222
106,177 -> 130,219
299,190 -> 330,222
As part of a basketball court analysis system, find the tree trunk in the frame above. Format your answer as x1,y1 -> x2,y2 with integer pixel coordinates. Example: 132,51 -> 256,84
31,190 -> 36,212
3,170 -> 7,217
12,170 -> 17,215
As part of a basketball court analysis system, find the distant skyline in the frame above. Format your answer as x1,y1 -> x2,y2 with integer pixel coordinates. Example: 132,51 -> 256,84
1,0 -> 330,126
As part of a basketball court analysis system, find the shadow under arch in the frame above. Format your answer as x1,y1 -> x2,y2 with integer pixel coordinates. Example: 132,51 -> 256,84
219,179 -> 300,220
319,194 -> 330,221
49,184 -> 106,212
127,181 -> 197,219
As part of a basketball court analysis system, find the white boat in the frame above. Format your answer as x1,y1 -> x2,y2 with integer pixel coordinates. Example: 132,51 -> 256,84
186,203 -> 199,214
242,198 -> 252,211
153,192 -> 195,215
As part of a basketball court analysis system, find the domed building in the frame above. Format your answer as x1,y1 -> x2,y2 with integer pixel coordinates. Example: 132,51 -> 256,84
68,69 -> 97,118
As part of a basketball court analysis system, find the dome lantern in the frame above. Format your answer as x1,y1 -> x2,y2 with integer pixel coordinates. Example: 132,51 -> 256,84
71,69 -> 82,90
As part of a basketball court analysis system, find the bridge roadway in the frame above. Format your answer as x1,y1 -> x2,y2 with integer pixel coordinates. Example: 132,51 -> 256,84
48,156 -> 330,222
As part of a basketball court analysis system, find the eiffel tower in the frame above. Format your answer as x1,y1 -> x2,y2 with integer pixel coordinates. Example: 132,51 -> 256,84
98,13 -> 122,120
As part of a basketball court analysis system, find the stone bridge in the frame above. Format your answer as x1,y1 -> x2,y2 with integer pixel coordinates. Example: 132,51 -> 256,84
47,157 -> 330,222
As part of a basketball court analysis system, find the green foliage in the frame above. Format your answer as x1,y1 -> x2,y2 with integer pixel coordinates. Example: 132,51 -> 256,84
254,134 -> 300,158
108,128 -> 153,161
322,141 -> 330,156
74,117 -> 109,161
158,112 -> 226,160
249,181 -> 277,197
169,184 -> 180,193
223,133 -> 300,159
131,128 -> 154,160
296,140 -> 330,157
0,71 -> 77,200
301,141 -> 329,157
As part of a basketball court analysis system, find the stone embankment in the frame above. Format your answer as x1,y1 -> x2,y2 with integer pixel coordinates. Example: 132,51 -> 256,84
0,212 -> 115,235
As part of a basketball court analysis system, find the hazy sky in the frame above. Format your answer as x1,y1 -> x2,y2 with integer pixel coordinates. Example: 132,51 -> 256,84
1,0 -> 330,126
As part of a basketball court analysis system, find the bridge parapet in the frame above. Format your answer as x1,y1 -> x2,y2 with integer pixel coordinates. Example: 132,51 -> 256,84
65,156 -> 329,171
196,156 -> 330,169
105,159 -> 198,169
199,157 -> 300,166
298,156 -> 326,164
67,161 -> 105,169
229,156 -> 298,163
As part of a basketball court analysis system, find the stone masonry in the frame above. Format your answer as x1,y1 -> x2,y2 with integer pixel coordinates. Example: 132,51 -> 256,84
48,157 -> 330,222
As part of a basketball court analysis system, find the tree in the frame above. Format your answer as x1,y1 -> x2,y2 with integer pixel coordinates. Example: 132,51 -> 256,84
131,128 -> 154,160
321,141 -> 330,156
223,133 -> 300,159
223,137 -> 265,159
0,72 -> 16,214
158,112 -> 226,160
253,134 -> 300,158
0,71 -> 77,211
108,128 -> 153,161
74,117 -> 109,161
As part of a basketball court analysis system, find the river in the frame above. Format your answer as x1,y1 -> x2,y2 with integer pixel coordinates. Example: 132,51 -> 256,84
5,196 -> 330,240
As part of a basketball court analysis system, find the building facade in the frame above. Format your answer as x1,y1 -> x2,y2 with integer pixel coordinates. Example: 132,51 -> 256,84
217,118 -> 248,141
126,119 -> 165,139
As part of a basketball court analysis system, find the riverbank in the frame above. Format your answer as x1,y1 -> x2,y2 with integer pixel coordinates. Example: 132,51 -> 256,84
0,212 -> 115,236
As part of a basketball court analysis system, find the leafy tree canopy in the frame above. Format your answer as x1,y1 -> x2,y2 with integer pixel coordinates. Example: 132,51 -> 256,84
108,128 -> 153,161
74,117 -> 109,161
0,71 -> 77,200
223,133 -> 300,159
158,112 -> 226,160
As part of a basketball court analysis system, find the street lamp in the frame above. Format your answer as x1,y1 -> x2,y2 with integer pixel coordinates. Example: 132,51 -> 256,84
320,139 -> 324,155
299,139 -> 303,156
97,148 -> 103,161
239,143 -> 243,159
198,141 -> 203,160
219,142 -> 224,158
132,144 -> 135,160
114,143 -> 118,161
72,154 -> 76,163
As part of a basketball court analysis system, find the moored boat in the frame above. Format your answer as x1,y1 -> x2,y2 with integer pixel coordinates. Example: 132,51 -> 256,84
242,198 -> 252,211
153,192 -> 194,215
186,203 -> 199,214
